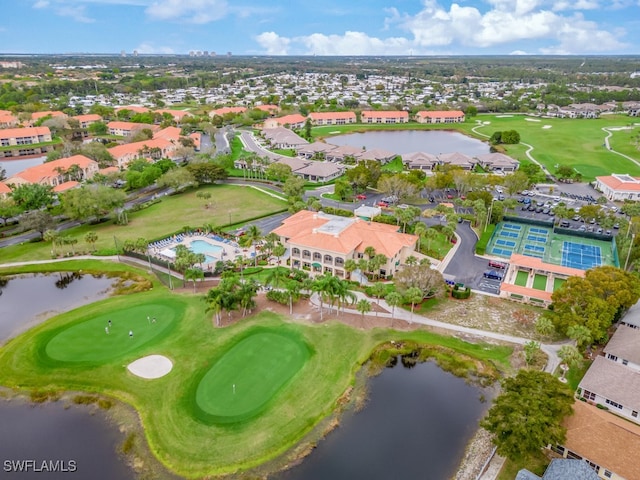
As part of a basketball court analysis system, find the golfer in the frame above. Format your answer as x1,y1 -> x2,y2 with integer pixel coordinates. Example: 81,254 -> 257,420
108,320 -> 112,327
129,330 -> 133,338
105,326 -> 109,334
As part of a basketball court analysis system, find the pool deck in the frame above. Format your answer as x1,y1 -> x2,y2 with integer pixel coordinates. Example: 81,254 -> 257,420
148,233 -> 252,267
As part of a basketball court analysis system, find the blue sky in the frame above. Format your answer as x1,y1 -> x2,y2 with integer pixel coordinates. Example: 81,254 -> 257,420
2,0 -> 639,55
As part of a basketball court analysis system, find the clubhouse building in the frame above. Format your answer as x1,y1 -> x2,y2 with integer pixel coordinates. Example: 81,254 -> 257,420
271,210 -> 418,279
594,174 -> 640,201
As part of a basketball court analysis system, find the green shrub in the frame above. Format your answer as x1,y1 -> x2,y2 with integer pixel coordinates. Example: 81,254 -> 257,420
321,206 -> 353,217
451,284 -> 471,299
121,433 -> 136,454
371,214 -> 397,226
475,224 -> 495,255
73,394 -> 98,405
266,289 -> 289,305
242,266 -> 263,275
93,247 -> 120,256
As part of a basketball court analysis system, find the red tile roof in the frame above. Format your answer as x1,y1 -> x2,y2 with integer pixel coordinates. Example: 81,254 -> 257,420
0,126 -> 51,140
153,126 -> 181,142
596,175 -> 640,192
72,114 -> 102,123
500,283 -> 553,302
274,114 -> 307,125
107,121 -> 159,132
0,182 -> 11,195
53,181 -> 79,193
254,104 -> 279,112
416,110 -> 465,118
308,111 -> 356,120
509,253 -> 586,277
210,106 -> 246,116
361,110 -> 409,119
155,109 -> 192,120
7,155 -> 97,184
31,110 -> 66,120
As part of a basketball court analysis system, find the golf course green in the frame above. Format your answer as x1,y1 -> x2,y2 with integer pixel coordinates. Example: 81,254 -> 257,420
44,300 -> 181,364
195,329 -> 311,424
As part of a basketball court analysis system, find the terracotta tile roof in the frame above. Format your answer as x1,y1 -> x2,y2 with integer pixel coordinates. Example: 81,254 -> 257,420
596,175 -> 640,192
604,324 -> 640,365
272,210 -> 417,258
210,106 -> 246,116
499,283 -> 553,301
274,114 -> 307,125
72,114 -> 102,123
0,182 -> 11,195
99,166 -> 119,174
7,155 -> 97,184
107,138 -> 173,159
254,104 -> 279,112
361,110 -> 409,119
107,121 -> 159,132
155,109 -> 192,120
416,110 -> 465,118
508,254 -> 586,277
579,355 -> 640,411
308,111 -> 356,120
0,112 -> 18,126
438,152 -> 475,166
189,132 -> 201,149
0,126 -> 51,140
563,400 -> 640,480
31,110 -> 66,120
53,181 -> 79,192
152,126 -> 181,142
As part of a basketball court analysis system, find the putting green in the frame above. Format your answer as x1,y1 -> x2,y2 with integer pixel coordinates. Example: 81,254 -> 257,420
45,301 -> 181,364
195,330 -> 310,424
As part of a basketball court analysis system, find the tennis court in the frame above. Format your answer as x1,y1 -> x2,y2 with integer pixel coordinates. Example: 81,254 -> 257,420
487,221 -> 617,270
560,241 -> 603,270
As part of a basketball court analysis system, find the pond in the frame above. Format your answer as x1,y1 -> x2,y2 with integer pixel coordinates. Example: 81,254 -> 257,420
274,358 -> 488,480
0,156 -> 45,178
327,130 -> 490,156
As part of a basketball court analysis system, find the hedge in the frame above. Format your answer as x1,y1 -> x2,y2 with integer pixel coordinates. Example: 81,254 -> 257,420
475,224 -> 496,255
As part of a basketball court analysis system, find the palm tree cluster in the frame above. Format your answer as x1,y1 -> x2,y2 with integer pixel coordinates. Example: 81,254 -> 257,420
310,273 -> 356,320
205,274 -> 260,326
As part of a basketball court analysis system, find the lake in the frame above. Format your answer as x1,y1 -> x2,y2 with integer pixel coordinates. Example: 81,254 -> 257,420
327,130 -> 490,156
275,358 -> 488,480
0,156 -> 45,178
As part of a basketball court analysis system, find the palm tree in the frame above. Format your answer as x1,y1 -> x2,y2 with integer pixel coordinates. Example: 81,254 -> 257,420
265,267 -> 287,289
413,222 -> 427,251
238,280 -> 259,317
272,244 -> 286,266
84,231 -> 98,252
567,324 -> 593,351
285,282 -> 301,315
245,224 -> 262,266
44,229 -> 59,256
385,291 -> 402,319
185,267 -> 204,293
404,287 -> 423,322
205,287 -> 224,327
370,282 -> 387,317
311,274 -> 332,321
356,298 -> 372,320
334,278 -> 356,315
424,228 -> 439,252
344,259 -> 358,279
557,345 -> 583,381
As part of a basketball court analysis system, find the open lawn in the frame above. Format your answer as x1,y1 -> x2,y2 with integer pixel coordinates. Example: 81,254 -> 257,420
0,264 -> 513,478
314,115 -> 640,181
1,184 -> 287,263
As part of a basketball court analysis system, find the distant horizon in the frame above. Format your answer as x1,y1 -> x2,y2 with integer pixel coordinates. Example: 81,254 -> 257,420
2,1 -> 639,57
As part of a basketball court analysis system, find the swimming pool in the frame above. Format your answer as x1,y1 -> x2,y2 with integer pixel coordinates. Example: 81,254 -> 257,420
189,240 -> 223,263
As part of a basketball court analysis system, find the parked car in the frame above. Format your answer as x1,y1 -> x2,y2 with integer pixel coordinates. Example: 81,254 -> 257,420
573,215 -> 581,221
483,270 -> 503,280
488,261 -> 506,269
377,201 -> 389,207
560,220 -> 570,227
578,225 -> 587,231
356,194 -> 367,200
614,223 -> 620,229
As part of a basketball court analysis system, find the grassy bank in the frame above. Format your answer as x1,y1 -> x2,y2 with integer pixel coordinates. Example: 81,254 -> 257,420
0,266 -> 513,478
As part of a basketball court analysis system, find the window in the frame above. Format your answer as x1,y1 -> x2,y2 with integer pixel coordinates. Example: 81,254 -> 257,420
632,411 -> 638,418
313,252 -> 321,261
324,255 -> 333,263
605,399 -> 623,410
602,470 -> 612,478
607,354 -> 618,362
583,390 -> 596,401
623,359 -> 629,366
292,248 -> 300,256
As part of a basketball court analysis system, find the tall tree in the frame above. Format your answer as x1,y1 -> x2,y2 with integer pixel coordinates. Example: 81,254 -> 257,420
61,185 -> 126,222
481,370 -> 573,460
385,291 -> 402,319
356,298 -> 372,320
10,183 -> 54,211
20,210 -> 54,238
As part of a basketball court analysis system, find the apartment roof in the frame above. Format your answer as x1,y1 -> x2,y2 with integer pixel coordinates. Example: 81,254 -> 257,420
0,126 -> 51,140
107,138 -> 173,159
438,152 -> 475,166
274,113 -> 307,125
621,299 -> 640,328
72,114 -> 102,123
596,174 -> 640,192
31,110 -> 66,120
475,152 -> 519,167
604,324 -> 640,365
402,151 -> 439,164
499,283 -> 553,302
210,106 -> 246,117
0,182 -> 12,195
272,210 -> 416,258
254,104 -> 279,112
189,132 -> 201,149
508,254 -> 586,277
563,400 -> 640,480
358,148 -> 397,161
0,111 -> 18,125
152,126 -> 181,142
361,110 -> 409,118
107,121 -> 159,132
416,110 -> 465,118
53,181 -> 79,193
308,111 -> 356,120
579,355 -> 640,411
7,155 -> 97,184
155,109 -> 192,120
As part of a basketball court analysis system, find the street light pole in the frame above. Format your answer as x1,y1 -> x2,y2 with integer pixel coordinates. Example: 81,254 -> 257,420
625,233 -> 635,271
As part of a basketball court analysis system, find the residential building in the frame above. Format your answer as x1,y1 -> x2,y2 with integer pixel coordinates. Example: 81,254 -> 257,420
261,127 -> 308,149
72,114 -> 102,129
438,152 -> 476,170
308,111 -> 356,126
115,106 -> 150,115
516,459 -> 600,480
415,110 -> 465,124
155,109 -> 192,123
108,138 -> 176,169
357,148 -> 397,164
0,110 -> 19,128
254,104 -> 279,114
324,145 -> 363,162
361,110 -> 409,124
0,182 -> 11,198
296,141 -> 338,159
209,106 -> 247,118
107,121 -> 160,137
475,152 -> 520,172
263,114 -> 307,129
552,400 -> 640,480
500,254 -> 585,307
595,174 -> 640,201
4,155 -> 98,188
0,126 -> 55,159
31,111 -> 67,122
271,210 -> 418,278
402,152 -> 439,171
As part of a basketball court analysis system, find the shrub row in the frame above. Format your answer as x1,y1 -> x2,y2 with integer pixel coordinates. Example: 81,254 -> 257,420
266,289 -> 289,305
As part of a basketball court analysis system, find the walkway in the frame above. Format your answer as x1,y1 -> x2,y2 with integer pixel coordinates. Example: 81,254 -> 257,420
602,126 -> 640,169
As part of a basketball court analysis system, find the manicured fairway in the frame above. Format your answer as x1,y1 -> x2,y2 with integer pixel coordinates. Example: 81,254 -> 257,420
195,330 -> 311,424
45,301 -> 181,364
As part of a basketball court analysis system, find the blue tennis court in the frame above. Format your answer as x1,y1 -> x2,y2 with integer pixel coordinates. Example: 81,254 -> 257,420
526,234 -> 547,243
524,245 -> 545,253
496,239 -> 517,248
492,247 -> 514,256
503,223 -> 523,231
561,241 -> 602,269
500,231 -> 519,239
530,227 -> 549,235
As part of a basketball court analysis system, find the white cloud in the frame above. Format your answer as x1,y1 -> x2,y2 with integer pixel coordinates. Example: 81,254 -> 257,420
56,4 -> 95,22
32,0 -> 50,8
145,0 -> 228,23
510,50 -> 529,54
255,32 -> 290,55
134,42 -> 175,54
552,0 -> 599,11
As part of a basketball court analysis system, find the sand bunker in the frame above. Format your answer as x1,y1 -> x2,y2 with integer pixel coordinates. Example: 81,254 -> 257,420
127,355 -> 173,379
525,118 -> 541,122
542,125 -> 552,129
495,115 -> 513,118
